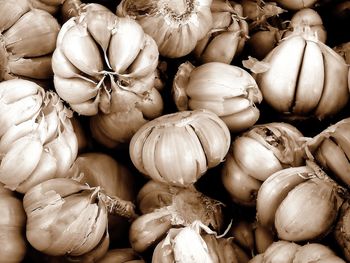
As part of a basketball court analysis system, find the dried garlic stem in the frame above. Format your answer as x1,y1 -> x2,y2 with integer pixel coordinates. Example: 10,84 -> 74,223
98,192 -> 138,220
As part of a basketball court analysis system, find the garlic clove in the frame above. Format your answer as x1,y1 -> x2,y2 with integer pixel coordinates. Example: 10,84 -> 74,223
108,17 -> 145,74
0,136 -> 43,190
51,47 -> 82,79
3,9 -> 60,58
125,34 -> 159,78
0,0 -> 30,33
61,23 -> 103,77
16,151 -> 58,194
233,136 -> 283,181
7,55 -> 53,80
53,75 -> 99,105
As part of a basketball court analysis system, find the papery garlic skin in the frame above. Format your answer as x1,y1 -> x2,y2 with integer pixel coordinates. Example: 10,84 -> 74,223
194,0 -> 249,64
221,122 -> 304,206
305,117 -> 350,188
117,0 -> 213,58
23,178 -> 108,257
173,61 -> 262,133
0,1 -> 60,86
130,109 -> 230,187
0,79 -> 78,193
152,222 -> 214,263
52,7 -> 163,147
255,30 -> 349,120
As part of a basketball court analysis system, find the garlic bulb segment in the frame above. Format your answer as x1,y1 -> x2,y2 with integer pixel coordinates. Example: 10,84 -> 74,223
335,201 -> 350,262
255,32 -> 349,120
274,0 -> 318,10
117,0 -> 213,58
0,79 -> 78,193
194,0 -> 249,64
0,185 -> 27,263
173,61 -> 262,133
24,178 -> 108,256
0,5 -> 59,82
305,117 -> 350,188
251,241 -> 346,262
129,209 -> 173,253
221,152 -> 262,206
202,233 -> 250,262
151,221 -> 215,263
129,109 -> 230,187
262,240 -> 301,262
257,164 -> 343,242
90,81 -> 164,148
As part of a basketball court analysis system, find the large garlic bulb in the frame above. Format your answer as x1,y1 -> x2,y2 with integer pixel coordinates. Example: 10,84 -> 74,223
52,5 -> 164,147
0,79 -> 78,193
129,109 -> 231,187
117,0 -> 213,58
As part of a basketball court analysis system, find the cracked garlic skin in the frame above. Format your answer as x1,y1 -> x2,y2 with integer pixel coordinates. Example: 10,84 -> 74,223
52,5 -> 163,147
117,0 -> 213,58
129,109 -> 231,187
0,79 -> 78,194
221,122 -> 304,206
23,178 -> 109,257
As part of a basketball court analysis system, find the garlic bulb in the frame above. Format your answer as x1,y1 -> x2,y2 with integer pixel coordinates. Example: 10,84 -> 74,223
129,109 -> 231,187
252,28 -> 349,120
305,117 -> 350,188
194,0 -> 249,64
0,0 -> 60,85
24,177 -> 137,257
117,0 -> 213,58
52,6 -> 164,147
0,79 -> 78,193
256,163 -> 344,242
221,122 -> 304,206
173,61 -> 262,133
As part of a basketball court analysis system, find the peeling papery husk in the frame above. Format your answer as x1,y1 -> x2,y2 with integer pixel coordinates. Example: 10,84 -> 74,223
116,0 -> 213,58
245,122 -> 305,166
304,118 -> 350,159
152,221 -> 216,263
67,152 -> 137,243
23,178 -> 137,257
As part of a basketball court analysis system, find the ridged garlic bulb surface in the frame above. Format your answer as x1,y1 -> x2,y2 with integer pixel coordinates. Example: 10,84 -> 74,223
117,0 -> 213,58
52,6 -> 163,147
0,79 -> 78,193
254,31 -> 349,120
129,109 -> 231,187
173,61 -> 262,133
